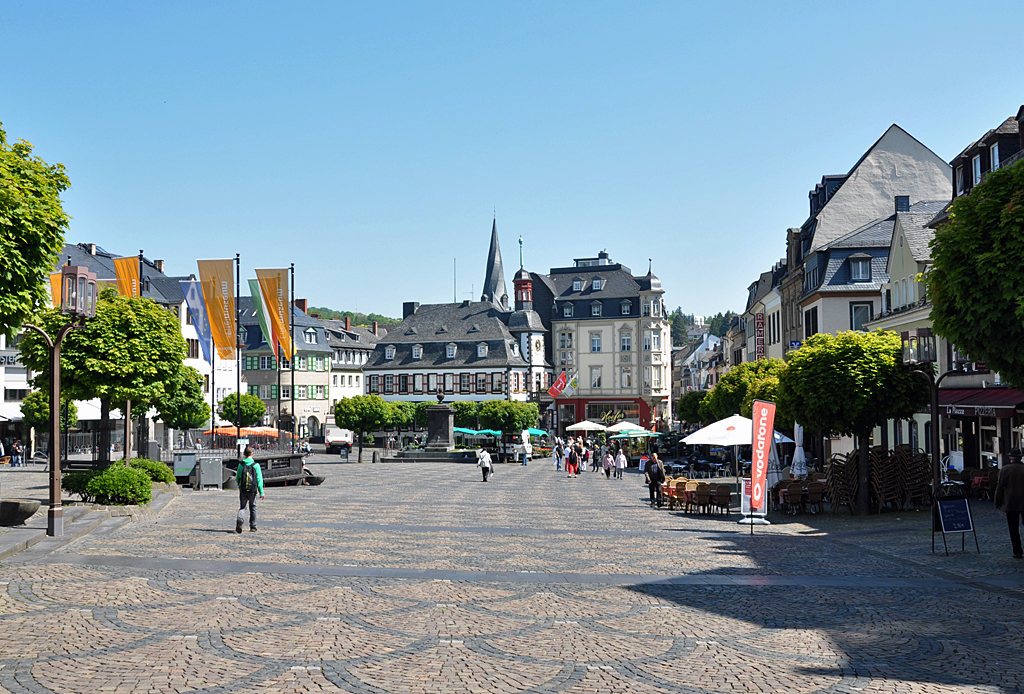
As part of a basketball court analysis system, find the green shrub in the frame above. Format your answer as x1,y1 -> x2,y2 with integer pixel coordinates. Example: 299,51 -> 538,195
86,465 -> 152,506
130,457 -> 175,484
62,471 -> 98,502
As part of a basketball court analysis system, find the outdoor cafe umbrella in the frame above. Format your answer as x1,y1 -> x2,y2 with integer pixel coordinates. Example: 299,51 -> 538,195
605,421 -> 645,433
565,421 -> 606,432
682,414 -> 794,477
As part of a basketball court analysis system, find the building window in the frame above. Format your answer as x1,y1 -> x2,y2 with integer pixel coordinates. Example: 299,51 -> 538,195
652,331 -> 661,350
972,155 -> 982,185
348,375 -> 354,386
239,327 -> 248,344
186,338 -> 200,360
572,279 -> 583,292
590,366 -> 602,389
591,303 -> 601,316
281,386 -> 291,399
559,351 -> 573,363
297,385 -> 308,399
414,374 -> 423,393
652,366 -> 662,389
385,346 -> 396,360
493,372 -> 503,393
620,368 -> 632,388
477,343 -> 487,358
850,302 -> 873,331
559,332 -> 573,349
444,373 -> 453,392
280,355 -> 290,369
355,375 -> 360,387
850,258 -> 871,282
590,333 -> 601,353
620,332 -> 631,352
460,373 -> 470,391
563,304 -> 573,318
620,301 -> 630,315
642,301 -> 651,317
428,374 -> 437,392
384,375 -> 393,394
643,366 -> 651,387
3,389 -> 27,402
804,307 -> 818,338
652,301 -> 660,317
956,166 -> 964,195
304,328 -> 317,345
446,344 -> 456,359
412,345 -> 422,359
643,332 -> 652,351
992,142 -> 1000,171
333,375 -> 338,387
476,374 -> 487,393
592,278 -> 602,291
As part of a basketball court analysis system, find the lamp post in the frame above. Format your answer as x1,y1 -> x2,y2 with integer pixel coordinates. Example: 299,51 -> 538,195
24,264 -> 97,537
900,328 -> 957,494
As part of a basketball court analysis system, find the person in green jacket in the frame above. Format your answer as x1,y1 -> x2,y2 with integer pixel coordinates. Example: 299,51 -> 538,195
235,447 -> 265,533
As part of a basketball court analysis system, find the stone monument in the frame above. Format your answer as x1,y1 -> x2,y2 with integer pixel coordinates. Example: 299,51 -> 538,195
425,390 -> 455,452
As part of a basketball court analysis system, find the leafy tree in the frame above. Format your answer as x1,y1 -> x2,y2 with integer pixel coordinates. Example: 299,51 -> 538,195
477,400 -> 538,433
452,401 -> 480,429
701,359 -> 791,428
706,311 -> 737,338
0,123 -> 70,339
677,390 -> 706,424
777,331 -> 928,515
19,289 -> 186,464
926,160 -> 1024,386
156,366 -> 211,431
217,393 -> 266,428
308,306 -> 401,327
333,395 -> 393,462
413,401 -> 432,429
20,390 -> 77,433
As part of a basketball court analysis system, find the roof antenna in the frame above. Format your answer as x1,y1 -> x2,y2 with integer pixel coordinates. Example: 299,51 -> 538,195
648,258 -> 652,274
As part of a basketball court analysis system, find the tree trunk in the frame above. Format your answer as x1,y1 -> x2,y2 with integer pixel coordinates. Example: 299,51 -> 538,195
98,398 -> 111,466
358,432 -> 364,463
856,428 -> 871,516
123,399 -> 131,464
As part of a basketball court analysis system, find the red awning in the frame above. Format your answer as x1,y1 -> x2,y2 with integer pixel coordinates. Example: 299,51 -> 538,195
937,388 -> 1024,417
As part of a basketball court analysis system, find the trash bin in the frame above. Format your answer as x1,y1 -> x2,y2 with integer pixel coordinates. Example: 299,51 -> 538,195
195,456 -> 223,490
172,452 -> 197,477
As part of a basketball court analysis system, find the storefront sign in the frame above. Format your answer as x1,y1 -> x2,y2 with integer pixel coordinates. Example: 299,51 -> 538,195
0,351 -> 20,366
946,405 -> 1005,418
754,313 -> 765,360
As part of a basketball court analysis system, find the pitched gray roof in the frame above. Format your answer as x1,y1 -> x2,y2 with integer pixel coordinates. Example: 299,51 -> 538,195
237,296 -> 332,354
547,265 -> 642,300
383,301 -> 515,343
823,200 -> 947,250
366,339 -> 528,371
895,212 -> 938,263
507,309 -> 545,332
320,319 -> 385,350
481,219 -> 508,309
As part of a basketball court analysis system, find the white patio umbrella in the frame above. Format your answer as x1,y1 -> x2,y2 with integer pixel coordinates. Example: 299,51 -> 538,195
605,421 -> 646,433
565,420 -> 607,432
790,422 -> 808,478
682,414 -> 794,446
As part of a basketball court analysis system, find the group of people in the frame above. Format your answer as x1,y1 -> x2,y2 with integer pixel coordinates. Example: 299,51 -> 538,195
552,437 -> 628,479
0,439 -> 25,467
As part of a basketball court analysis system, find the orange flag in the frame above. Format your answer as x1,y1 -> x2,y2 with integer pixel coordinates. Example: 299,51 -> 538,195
112,257 -> 140,297
255,268 -> 293,359
197,260 -> 236,360
49,273 -> 62,307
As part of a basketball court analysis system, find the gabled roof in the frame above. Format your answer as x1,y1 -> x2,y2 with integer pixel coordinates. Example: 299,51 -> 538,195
895,212 -> 939,264
380,301 -> 515,344
366,338 -> 528,370
548,266 -> 642,300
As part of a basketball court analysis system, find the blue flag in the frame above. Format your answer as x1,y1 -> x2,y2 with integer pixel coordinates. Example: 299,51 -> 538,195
180,280 -> 214,364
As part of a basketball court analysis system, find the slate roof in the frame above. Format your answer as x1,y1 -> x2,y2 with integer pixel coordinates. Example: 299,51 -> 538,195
817,251 -> 889,294
547,264 -> 646,301
380,301 -> 516,344
365,339 -> 529,371
507,309 -> 545,332
320,319 -> 385,351
896,212 -> 938,263
822,200 -> 947,251
237,296 -> 331,354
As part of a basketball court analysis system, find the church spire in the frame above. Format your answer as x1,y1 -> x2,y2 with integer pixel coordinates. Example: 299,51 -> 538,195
481,217 -> 508,310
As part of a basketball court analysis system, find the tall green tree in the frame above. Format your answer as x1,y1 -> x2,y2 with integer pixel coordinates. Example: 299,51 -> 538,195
20,390 -> 77,433
217,393 -> 266,428
333,395 -> 393,462
19,289 -> 186,464
701,359 -> 791,428
477,400 -> 538,433
926,160 -> 1024,386
156,366 -> 211,431
0,123 -> 70,339
677,390 -> 706,425
452,401 -> 480,429
777,331 -> 928,515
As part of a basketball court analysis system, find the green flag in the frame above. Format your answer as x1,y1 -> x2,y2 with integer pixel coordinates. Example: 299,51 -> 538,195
249,279 -> 277,359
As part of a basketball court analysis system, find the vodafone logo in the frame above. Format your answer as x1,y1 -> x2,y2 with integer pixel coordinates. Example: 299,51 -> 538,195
726,426 -> 735,431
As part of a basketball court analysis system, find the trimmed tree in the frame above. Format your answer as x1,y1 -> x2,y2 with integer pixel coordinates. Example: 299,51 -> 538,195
452,401 -> 480,430
0,123 -> 70,339
926,159 -> 1024,386
333,395 -> 393,462
478,400 -> 539,434
156,366 -> 211,431
20,390 -> 78,434
217,393 -> 266,428
18,288 -> 186,464
677,390 -> 706,425
702,359 -> 792,429
777,330 -> 928,515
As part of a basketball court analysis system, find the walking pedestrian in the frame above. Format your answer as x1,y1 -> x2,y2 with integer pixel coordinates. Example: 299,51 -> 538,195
12,440 -> 22,467
567,445 -> 579,478
603,450 -> 614,479
478,448 -> 493,482
554,442 -> 563,471
646,453 -> 665,508
614,448 -> 627,479
235,447 -> 264,533
995,447 -> 1024,559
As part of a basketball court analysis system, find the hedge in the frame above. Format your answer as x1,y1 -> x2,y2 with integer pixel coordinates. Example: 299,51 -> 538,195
129,458 -> 175,484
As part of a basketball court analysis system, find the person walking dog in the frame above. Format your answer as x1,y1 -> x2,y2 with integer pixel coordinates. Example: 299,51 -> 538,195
995,447 -> 1024,559
235,447 -> 264,533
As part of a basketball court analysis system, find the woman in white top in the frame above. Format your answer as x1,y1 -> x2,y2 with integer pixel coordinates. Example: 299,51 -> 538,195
477,448 -> 493,482
614,449 -> 628,479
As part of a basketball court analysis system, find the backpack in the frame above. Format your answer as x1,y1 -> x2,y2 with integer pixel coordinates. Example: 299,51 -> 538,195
241,462 -> 257,493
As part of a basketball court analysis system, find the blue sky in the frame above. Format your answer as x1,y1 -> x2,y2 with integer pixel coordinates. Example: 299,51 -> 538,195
2,2 -> 1021,319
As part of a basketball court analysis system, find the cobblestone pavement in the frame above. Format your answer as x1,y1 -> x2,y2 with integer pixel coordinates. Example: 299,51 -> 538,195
1,457 -> 1023,693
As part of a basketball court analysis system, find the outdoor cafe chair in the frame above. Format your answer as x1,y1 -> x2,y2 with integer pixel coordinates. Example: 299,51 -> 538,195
683,482 -> 700,513
714,485 -> 732,515
805,482 -> 824,514
784,483 -> 804,515
695,488 -> 712,515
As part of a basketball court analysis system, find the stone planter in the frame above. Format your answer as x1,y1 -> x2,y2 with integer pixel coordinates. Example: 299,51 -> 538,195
0,499 -> 41,526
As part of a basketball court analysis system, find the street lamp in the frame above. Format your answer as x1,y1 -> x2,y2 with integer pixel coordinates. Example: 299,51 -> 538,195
900,328 -> 956,497
24,263 -> 97,537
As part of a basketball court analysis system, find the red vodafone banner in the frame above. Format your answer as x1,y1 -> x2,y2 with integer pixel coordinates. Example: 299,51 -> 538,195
750,400 -> 777,511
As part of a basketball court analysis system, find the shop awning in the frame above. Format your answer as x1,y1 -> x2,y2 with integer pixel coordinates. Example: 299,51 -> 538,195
937,388 -> 1024,417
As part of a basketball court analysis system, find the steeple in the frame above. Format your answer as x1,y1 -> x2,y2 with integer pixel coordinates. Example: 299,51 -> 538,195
481,217 -> 509,310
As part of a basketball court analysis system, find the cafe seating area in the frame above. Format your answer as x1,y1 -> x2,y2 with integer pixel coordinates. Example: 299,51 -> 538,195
662,478 -> 733,515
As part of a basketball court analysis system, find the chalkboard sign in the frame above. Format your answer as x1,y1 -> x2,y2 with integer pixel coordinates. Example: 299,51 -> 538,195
936,498 -> 973,533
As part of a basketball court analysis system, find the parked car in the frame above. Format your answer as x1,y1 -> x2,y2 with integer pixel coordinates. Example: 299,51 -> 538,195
324,426 -> 353,454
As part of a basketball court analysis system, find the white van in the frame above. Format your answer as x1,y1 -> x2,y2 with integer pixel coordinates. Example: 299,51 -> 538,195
324,425 -> 354,454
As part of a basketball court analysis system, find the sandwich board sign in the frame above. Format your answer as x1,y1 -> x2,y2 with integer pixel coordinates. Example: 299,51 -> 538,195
932,496 -> 979,555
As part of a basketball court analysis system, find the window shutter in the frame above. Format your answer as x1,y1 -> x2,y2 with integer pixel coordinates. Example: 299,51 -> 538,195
271,385 -> 278,399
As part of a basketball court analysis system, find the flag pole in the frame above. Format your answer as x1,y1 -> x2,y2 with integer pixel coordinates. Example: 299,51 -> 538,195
290,263 -> 295,454
235,254 -> 241,449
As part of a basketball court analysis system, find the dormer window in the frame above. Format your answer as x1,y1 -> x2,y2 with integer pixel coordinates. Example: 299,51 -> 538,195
385,345 -> 396,360
620,301 -> 631,315
446,343 -> 456,359
572,279 -> 583,292
592,278 -> 603,291
304,328 -> 317,344
477,343 -> 488,358
239,327 -> 248,343
412,344 -> 422,359
563,304 -> 573,318
850,255 -> 871,282
591,302 -> 602,316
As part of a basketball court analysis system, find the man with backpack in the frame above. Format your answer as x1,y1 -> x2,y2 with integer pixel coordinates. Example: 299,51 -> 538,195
235,447 -> 264,533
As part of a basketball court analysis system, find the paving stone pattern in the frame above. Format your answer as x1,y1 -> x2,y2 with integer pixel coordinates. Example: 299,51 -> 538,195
1,458 -> 1023,693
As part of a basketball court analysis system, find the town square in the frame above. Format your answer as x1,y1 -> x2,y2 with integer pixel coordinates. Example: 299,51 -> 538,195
3,2 -> 1024,692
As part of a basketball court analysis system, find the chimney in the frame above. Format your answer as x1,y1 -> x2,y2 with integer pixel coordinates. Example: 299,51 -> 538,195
154,259 -> 164,273
344,316 -> 351,331
895,195 -> 910,213
88,243 -> 97,255
372,321 -> 378,336
403,301 -> 420,319
294,298 -> 307,313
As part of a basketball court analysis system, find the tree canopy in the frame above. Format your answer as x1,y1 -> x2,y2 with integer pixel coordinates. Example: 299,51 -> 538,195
477,400 -> 538,433
20,390 -> 77,432
333,395 -> 393,462
701,359 -> 790,428
156,366 -> 211,431
0,123 -> 70,339
926,160 -> 1024,386
677,390 -> 706,424
218,393 -> 265,428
